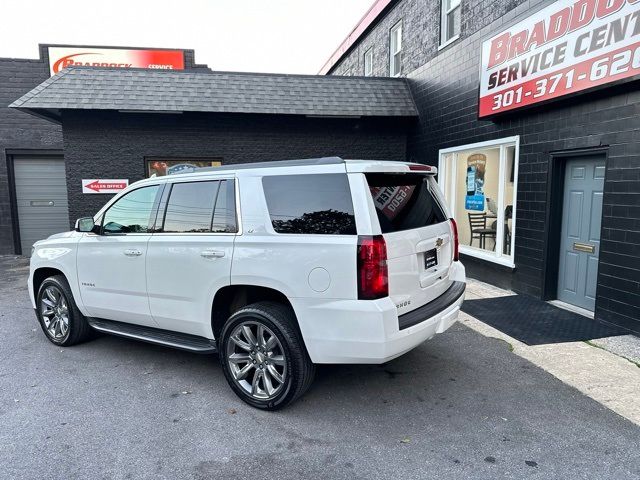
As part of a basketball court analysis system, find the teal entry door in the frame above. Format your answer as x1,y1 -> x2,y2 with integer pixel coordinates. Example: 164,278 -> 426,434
557,156 -> 605,311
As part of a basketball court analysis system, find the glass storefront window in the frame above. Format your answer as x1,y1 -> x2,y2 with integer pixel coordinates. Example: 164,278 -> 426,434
146,158 -> 222,177
438,137 -> 519,267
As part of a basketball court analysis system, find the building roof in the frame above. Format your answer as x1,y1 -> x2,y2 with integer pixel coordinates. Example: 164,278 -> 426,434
319,0 -> 396,75
9,67 -> 418,122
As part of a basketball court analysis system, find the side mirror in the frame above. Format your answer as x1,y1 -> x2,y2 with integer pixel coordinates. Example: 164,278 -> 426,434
75,217 -> 95,233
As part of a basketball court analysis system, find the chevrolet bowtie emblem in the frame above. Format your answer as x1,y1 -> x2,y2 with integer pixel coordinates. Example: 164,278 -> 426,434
435,237 -> 444,248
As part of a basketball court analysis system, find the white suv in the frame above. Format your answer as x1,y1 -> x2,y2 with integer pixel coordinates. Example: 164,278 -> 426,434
29,157 -> 465,409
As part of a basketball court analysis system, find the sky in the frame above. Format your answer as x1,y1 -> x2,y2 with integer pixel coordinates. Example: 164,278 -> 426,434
0,0 -> 373,74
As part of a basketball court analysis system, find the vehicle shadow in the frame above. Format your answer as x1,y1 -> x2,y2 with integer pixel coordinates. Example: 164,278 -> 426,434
84,321 -> 482,415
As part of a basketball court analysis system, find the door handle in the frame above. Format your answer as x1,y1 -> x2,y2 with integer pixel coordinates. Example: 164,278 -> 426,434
123,249 -> 142,257
201,249 -> 225,259
573,242 -> 596,254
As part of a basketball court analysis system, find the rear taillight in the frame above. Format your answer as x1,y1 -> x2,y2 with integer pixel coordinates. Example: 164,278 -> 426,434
450,218 -> 459,262
357,235 -> 388,300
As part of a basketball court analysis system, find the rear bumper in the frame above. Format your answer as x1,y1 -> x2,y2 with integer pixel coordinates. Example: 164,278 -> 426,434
293,263 -> 466,364
398,281 -> 466,330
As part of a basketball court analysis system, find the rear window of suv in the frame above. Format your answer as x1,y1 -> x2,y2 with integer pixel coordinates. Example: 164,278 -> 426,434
262,174 -> 356,235
365,173 -> 446,233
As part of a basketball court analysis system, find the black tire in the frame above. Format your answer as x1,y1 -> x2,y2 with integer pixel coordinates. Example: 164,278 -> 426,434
219,301 -> 315,410
36,275 -> 92,346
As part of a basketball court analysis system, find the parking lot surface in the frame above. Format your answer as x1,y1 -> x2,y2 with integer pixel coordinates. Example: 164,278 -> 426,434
1,256 -> 638,480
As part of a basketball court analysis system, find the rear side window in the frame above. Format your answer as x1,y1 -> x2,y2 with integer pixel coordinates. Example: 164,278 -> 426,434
262,174 -> 356,235
365,173 -> 446,233
162,180 -> 237,233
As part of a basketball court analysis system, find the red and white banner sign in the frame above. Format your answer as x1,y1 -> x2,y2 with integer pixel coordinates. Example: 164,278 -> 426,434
82,179 -> 129,194
479,0 -> 640,117
370,185 -> 416,220
48,47 -> 185,76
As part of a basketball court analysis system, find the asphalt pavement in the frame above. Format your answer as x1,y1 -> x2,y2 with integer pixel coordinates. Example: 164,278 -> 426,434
1,256 -> 638,480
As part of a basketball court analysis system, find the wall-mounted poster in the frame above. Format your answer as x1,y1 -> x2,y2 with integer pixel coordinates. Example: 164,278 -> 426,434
465,153 -> 486,211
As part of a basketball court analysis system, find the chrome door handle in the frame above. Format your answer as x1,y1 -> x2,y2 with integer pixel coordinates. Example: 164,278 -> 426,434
123,249 -> 142,257
573,242 -> 595,254
201,249 -> 225,259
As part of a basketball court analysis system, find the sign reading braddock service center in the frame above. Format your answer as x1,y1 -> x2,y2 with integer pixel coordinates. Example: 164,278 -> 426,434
479,0 -> 640,117
48,46 -> 185,76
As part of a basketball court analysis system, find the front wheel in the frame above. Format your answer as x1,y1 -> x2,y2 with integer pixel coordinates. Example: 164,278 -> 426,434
219,301 -> 315,410
36,275 -> 92,346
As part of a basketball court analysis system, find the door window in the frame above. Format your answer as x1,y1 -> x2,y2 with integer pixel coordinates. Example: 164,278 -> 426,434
160,180 -> 237,234
211,180 -> 238,233
163,181 -> 219,233
102,185 -> 160,234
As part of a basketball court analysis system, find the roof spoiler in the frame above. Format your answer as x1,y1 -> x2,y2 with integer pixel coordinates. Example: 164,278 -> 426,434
344,160 -> 437,174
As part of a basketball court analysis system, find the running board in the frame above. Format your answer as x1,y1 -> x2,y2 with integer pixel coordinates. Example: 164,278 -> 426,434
87,318 -> 217,354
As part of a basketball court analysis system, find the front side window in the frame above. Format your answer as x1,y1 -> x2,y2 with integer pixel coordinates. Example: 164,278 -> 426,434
262,174 -> 356,235
161,180 -> 237,233
102,185 -> 160,234
438,137 -> 519,267
441,0 -> 461,45
389,21 -> 402,77
364,47 -> 373,76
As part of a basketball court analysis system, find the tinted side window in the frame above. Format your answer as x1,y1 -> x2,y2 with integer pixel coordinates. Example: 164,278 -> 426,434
212,180 -> 238,233
103,185 -> 160,234
262,174 -> 356,235
365,173 -> 446,233
163,181 -> 219,233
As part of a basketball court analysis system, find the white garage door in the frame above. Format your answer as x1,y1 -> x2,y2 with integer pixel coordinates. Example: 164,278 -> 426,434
14,156 -> 70,254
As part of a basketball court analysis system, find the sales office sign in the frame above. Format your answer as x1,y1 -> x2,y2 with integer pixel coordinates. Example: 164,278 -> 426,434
479,0 -> 640,117
82,179 -> 128,194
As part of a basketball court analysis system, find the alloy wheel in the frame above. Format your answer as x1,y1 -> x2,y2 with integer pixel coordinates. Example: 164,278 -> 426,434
226,321 -> 287,400
40,285 -> 70,340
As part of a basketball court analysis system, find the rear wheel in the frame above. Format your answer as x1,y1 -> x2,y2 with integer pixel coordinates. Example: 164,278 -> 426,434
219,301 -> 314,410
36,275 -> 92,346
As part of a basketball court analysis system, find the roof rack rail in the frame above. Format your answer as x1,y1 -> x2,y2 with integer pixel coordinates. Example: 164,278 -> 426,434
186,156 -> 345,173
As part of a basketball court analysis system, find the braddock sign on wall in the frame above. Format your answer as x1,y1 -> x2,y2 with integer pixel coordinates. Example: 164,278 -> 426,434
479,0 -> 640,117
48,46 -> 185,76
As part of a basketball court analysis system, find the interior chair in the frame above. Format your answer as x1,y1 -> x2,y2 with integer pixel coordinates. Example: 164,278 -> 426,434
468,212 -> 497,250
